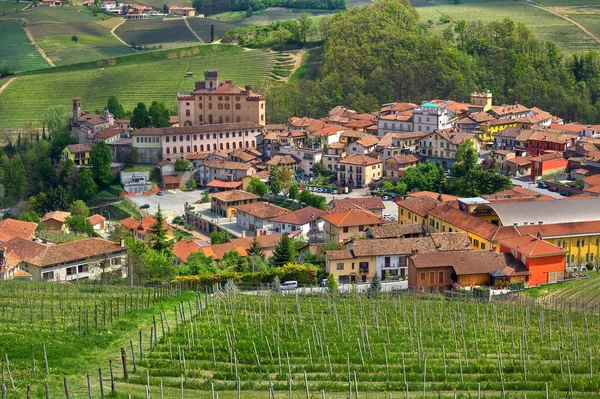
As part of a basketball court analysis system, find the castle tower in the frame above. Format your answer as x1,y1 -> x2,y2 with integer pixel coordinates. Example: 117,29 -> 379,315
470,90 -> 493,111
204,70 -> 219,90
72,97 -> 81,121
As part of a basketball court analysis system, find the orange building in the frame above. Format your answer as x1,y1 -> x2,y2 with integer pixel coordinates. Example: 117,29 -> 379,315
530,153 -> 568,181
498,234 -> 567,286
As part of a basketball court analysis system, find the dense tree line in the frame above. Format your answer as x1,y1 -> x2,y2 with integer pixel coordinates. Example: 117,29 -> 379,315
260,0 -> 600,124
193,0 -> 343,16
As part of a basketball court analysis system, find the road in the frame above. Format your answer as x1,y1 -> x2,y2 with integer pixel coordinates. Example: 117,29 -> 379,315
129,189 -> 203,221
510,176 -> 563,199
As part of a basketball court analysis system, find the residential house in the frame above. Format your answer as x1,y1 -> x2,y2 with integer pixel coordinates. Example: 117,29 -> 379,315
530,153 -> 568,181
408,250 -> 529,292
266,154 -> 300,173
120,216 -> 173,245
241,170 -> 269,191
41,211 -> 71,232
323,142 -> 346,172
269,207 -> 327,241
377,103 -> 454,136
494,127 -> 522,150
418,130 -> 479,169
173,234 -> 281,263
210,190 -> 260,218
168,5 -> 196,15
69,99 -> 115,144
504,156 -> 533,177
202,160 -> 256,185
336,154 -> 382,188
527,129 -> 577,156
62,144 -> 91,166
0,219 -> 38,243
87,214 -> 107,232
278,146 -> 322,176
321,209 -> 385,242
287,117 -> 321,130
385,154 -> 422,179
456,112 -> 495,133
186,151 -> 227,185
479,119 -> 517,142
234,202 -> 289,234
346,134 -> 379,155
488,103 -> 531,119
468,91 -> 493,113
498,234 -> 566,286
89,127 -> 123,145
339,130 -> 365,145
397,196 -> 438,226
365,223 -> 425,239
406,191 -> 457,202
229,148 -> 262,164
328,197 -> 385,217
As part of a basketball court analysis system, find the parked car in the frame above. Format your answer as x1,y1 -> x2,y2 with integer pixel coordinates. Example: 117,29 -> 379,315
140,204 -> 150,209
281,281 -> 298,290
549,186 -> 558,192
560,191 -> 571,197
319,279 -> 328,287
382,195 -> 392,201
157,191 -> 165,196
537,181 -> 548,189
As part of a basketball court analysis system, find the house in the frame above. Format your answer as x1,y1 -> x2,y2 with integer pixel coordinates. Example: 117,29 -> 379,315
278,147 -> 323,176
385,154 -> 422,179
469,91 -> 493,112
365,223 -> 425,239
265,155 -> 299,172
69,99 -> 115,144
89,127 -> 124,145
328,197 -> 385,217
376,103 -> 454,136
120,216 -> 173,245
202,160 -> 256,185
504,156 -> 533,177
488,103 -> 531,119
494,127 -> 523,150
206,180 -> 243,192
269,207 -> 327,242
397,196 -> 438,225
168,6 -> 196,16
418,130 -> 479,170
210,190 -> 260,218
379,132 -> 428,159
3,237 -> 127,282
405,191 -> 458,202
234,202 -> 289,234
408,250 -> 529,292
241,170 -> 269,191
40,0 -> 63,6
306,123 -> 344,148
120,171 -> 152,194
321,209 -> 385,242
340,129 -> 366,145
479,119 -> 517,142
527,129 -> 577,157
162,175 -> 182,190
530,153 -> 568,181
336,154 -> 382,189
346,134 -> 379,155
178,71 -> 265,127
87,214 -> 107,232
456,112 -> 495,133
287,117 -> 322,130
0,219 -> 38,242
228,148 -> 262,164
323,142 -> 346,172
498,234 -> 566,286
172,239 -> 208,264
62,144 -> 91,166
173,234 -> 281,263
41,211 -> 71,232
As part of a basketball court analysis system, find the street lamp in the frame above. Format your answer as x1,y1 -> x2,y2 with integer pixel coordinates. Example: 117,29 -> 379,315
103,210 -> 111,223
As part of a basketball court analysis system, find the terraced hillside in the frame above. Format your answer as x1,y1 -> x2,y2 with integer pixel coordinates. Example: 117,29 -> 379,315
0,44 -> 276,128
0,20 -> 49,72
1,6 -> 135,66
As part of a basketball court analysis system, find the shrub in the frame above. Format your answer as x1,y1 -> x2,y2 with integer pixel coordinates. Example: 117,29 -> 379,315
473,286 -> 490,300
508,281 -> 525,291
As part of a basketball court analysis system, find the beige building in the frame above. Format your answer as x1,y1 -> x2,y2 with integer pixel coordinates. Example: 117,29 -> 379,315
178,71 -> 266,127
336,154 -> 382,188
168,6 -> 196,15
418,130 -> 479,170
321,209 -> 385,242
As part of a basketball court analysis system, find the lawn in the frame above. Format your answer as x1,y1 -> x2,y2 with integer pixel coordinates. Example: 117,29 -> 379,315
0,20 -> 49,72
0,44 -> 277,128
416,2 -> 600,53
1,6 -> 136,66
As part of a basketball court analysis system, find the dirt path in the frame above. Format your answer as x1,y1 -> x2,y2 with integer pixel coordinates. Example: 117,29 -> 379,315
0,77 -> 17,96
279,49 -> 304,82
110,17 -> 138,50
6,18 -> 56,67
529,3 -> 600,46
183,16 -> 204,43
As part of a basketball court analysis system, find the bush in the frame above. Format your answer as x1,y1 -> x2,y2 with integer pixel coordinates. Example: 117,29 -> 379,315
473,286 -> 490,300
508,281 -> 525,291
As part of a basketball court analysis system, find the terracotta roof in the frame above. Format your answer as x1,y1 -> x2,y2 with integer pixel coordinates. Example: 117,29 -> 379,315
428,202 -> 499,241
397,196 -> 439,218
437,130 -> 476,145
210,190 -> 260,202
550,122 -> 583,133
234,202 -> 289,219
87,214 -> 106,226
406,191 -> 458,202
380,112 -> 413,122
131,123 -> 263,136
345,119 -> 374,129
325,250 -> 353,260
186,79 -> 261,96
5,237 -> 126,267
351,236 -> 433,256
266,124 -> 287,131
229,148 -> 261,162
583,174 -> 600,187
5,252 -> 22,271
429,100 -> 469,114
288,117 -> 321,128
528,130 -> 574,144
269,207 -> 327,225
340,130 -> 365,139
229,234 -> 281,250
197,233 -> 281,260
329,197 -> 385,212
321,209 -> 384,228
172,239 -> 208,263
490,104 -> 529,116
495,127 -> 523,139
186,151 -> 227,161
365,223 -> 425,239
306,123 -> 339,132
328,142 -> 346,149
0,219 -> 38,242
120,216 -> 167,234
387,154 -> 422,166
41,211 -> 71,223
338,154 -> 381,166
380,102 -> 417,113
516,221 -> 600,238
203,160 -> 254,171
206,180 -> 242,189
583,185 -> 600,195
484,186 -> 540,200
355,134 -> 380,147
505,157 -> 533,167
157,160 -> 174,167
430,232 -> 474,251
410,251 -> 529,277
66,144 -> 91,153
93,127 -> 123,140
266,155 -> 299,166
531,153 -> 566,163
499,234 -> 566,258
78,114 -> 107,126
13,269 -> 31,278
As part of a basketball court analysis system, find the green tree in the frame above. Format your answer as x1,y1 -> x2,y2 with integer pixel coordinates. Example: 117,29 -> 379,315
49,131 -> 75,160
201,191 -> 211,203
19,210 -> 40,223
312,161 -> 324,176
3,158 -> 27,204
269,166 -> 280,184
245,6 -> 252,17
247,177 -> 268,197
186,252 -> 218,275
369,275 -> 382,294
278,166 -> 293,194
296,12 -> 314,44
452,139 -> 478,178
76,168 -> 98,202
247,237 -> 264,258
270,180 -> 281,196
299,188 -> 311,205
148,206 -> 173,252
175,158 -> 190,170
271,235 -> 297,267
210,230 -> 231,245
288,184 -> 299,200
210,24 -> 215,42
66,215 -> 95,236
124,145 -> 139,167
149,101 -> 171,128
130,102 -> 151,129
107,96 -> 125,119
187,178 -> 197,190
327,274 -> 339,294
69,200 -> 89,218
90,141 -> 113,187
43,106 -> 70,135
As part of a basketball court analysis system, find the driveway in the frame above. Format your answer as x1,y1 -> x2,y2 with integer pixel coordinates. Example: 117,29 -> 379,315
129,189 -> 204,222
510,177 -> 563,199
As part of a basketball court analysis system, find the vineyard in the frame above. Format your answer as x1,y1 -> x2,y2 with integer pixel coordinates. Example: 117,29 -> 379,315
0,20 -> 49,72
115,18 -> 199,47
186,18 -> 240,42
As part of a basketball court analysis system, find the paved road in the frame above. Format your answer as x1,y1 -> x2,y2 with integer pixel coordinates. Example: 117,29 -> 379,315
510,177 -> 563,199
129,189 -> 204,221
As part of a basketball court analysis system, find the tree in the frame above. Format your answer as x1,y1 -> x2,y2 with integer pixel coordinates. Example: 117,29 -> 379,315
312,161 -> 325,176
90,141 -> 113,187
210,230 -> 230,245
3,158 -> 26,204
187,178 -> 197,190
19,211 -> 40,223
175,158 -> 190,170
66,215 -> 95,236
69,200 -> 89,218
299,188 -> 311,205
269,166 -> 280,184
107,96 -> 125,119
148,206 -> 173,252
452,139 -> 478,178
130,103 -> 151,129
271,235 -> 297,267
76,168 -> 98,202
270,180 -> 281,196
296,12 -> 314,44
162,3 -> 168,13
109,223 -> 129,242
149,101 -> 171,128
186,252 -> 218,275
43,107 -> 70,135
369,275 -> 382,294
245,6 -> 252,17
210,24 -> 215,42
201,191 -> 210,203
288,184 -> 299,200
247,237 -> 264,258
124,145 -> 139,167
278,166 -> 293,194
71,35 -> 78,42
327,274 -> 339,294
49,131 -> 75,160
247,177 -> 268,197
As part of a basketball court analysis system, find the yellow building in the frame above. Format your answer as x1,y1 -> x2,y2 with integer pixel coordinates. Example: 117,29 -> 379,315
479,119 -> 517,142
336,154 -> 382,189
325,250 -> 374,284
397,196 -> 438,226
62,144 -> 91,166
210,190 -> 260,218
470,91 -> 493,112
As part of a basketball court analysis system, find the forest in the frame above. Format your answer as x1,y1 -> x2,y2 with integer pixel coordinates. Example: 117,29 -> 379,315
258,0 -> 600,124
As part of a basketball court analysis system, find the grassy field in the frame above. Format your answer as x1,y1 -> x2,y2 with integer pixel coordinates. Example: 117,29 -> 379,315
0,0 -> 28,15
570,14 -> 600,40
1,6 -> 136,66
417,2 -> 600,53
0,20 -> 49,72
0,44 -> 277,128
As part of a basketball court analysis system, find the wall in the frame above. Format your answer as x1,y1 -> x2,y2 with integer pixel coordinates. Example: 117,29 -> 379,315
324,222 -> 370,243
524,255 -> 566,286
376,254 -> 408,280
326,255 -> 375,284
398,206 -> 426,226
22,252 -> 127,282
162,129 -> 261,159
457,273 -> 490,287
408,263 -> 453,292
425,216 -> 492,250
178,93 -> 265,127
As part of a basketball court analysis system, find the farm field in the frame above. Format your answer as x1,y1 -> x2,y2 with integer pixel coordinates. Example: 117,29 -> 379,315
570,14 -> 600,40
416,2 -> 600,53
186,17 -> 239,41
0,20 -> 49,72
0,0 -> 28,15
0,6 -> 136,66
0,44 -> 277,128
115,18 -> 199,47
244,7 -> 336,25
103,290 -> 600,398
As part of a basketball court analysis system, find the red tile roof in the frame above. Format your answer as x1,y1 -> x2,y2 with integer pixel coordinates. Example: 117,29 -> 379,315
234,202 -> 289,219
120,216 -> 167,234
41,211 -> 71,223
406,191 -> 458,202
499,234 -> 566,258
269,207 -> 327,225
172,239 -> 207,263
87,214 -> 106,226
329,197 -> 385,212
93,127 -> 123,140
321,209 -> 384,227
338,154 -> 381,166
210,190 -> 260,202
66,144 -> 91,153
411,251 -> 529,277
206,180 -> 242,189
131,123 -> 263,136
428,202 -> 499,241
397,196 -> 439,218
0,219 -> 38,242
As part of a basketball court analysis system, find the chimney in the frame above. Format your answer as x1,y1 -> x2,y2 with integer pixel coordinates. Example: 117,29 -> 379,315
411,248 -> 419,255
242,231 -> 246,238
120,237 -> 125,248
245,84 -> 253,96
72,97 -> 81,121
536,231 -> 543,240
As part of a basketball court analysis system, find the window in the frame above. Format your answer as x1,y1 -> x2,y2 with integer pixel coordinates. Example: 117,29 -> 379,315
481,243 -> 486,250
180,146 -> 184,154
186,135 -> 190,141
236,104 -> 241,110
582,239 -> 585,247
473,239 -> 480,247
180,135 -> 183,142
193,145 -> 197,152
442,225 -> 445,232
420,272 -> 426,281
336,263 -> 344,270
43,271 -> 54,281
343,227 -> 349,233
200,144 -> 204,151
577,240 -> 580,247
166,136 -> 170,143
166,147 -> 170,154
438,271 -> 444,283
429,272 -> 435,283
193,135 -> 197,140
186,109 -> 190,117
173,136 -> 177,142
173,147 -> 177,154
225,104 -> 230,110
358,225 -> 364,232
236,96 -> 240,101
218,104 -> 223,110
78,265 -> 87,273
187,145 -> 191,153
218,96 -> 222,101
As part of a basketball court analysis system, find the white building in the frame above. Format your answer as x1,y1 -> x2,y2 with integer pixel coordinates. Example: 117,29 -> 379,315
269,207 -> 327,242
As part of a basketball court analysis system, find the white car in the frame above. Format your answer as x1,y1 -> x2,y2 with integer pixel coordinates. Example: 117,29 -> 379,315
281,281 -> 298,290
